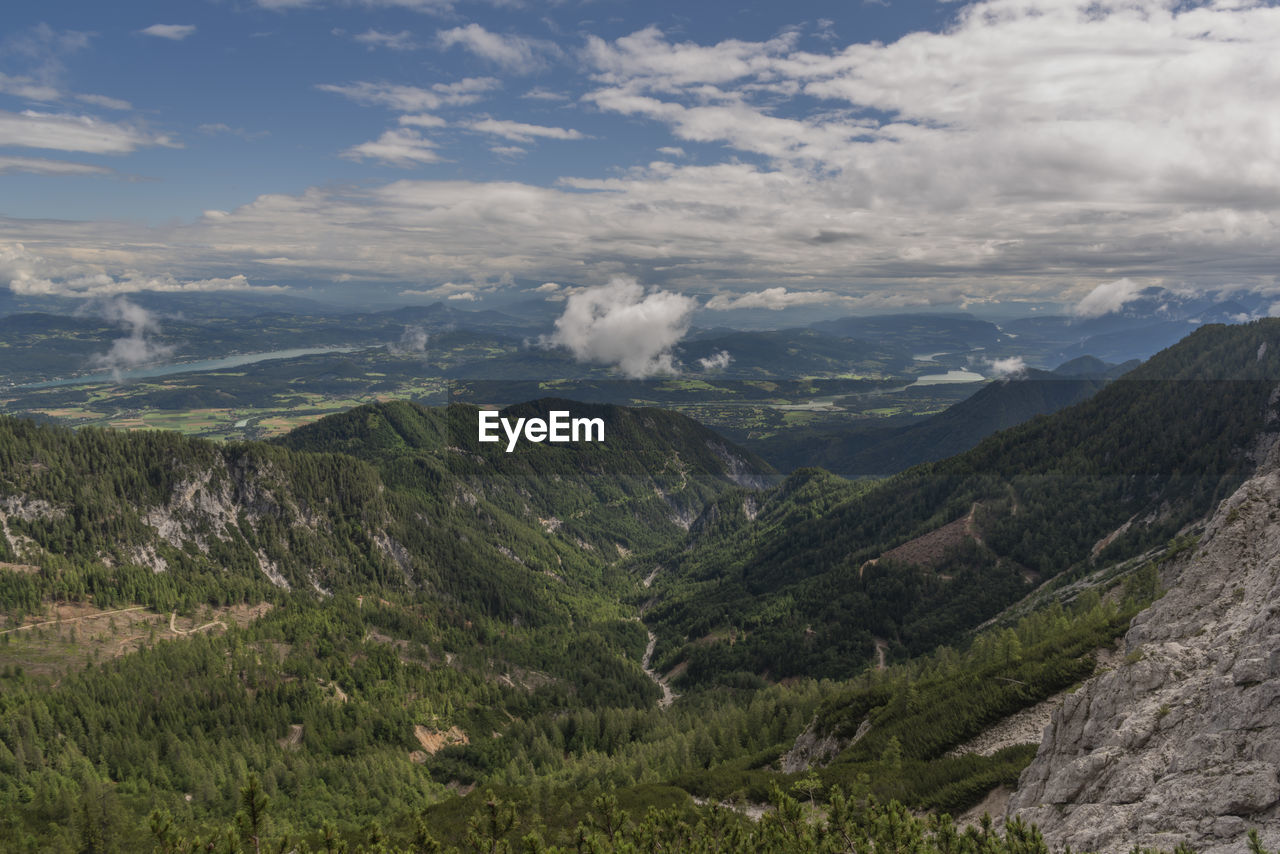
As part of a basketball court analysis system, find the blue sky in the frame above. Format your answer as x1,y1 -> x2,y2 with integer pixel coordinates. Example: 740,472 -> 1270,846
3,0 -> 1280,315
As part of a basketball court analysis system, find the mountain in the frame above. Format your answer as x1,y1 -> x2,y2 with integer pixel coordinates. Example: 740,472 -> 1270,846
810,313 -> 1007,351
0,399 -> 768,606
747,358 -> 1131,475
673,328 -> 915,377
644,321 -> 1280,685
0,398 -> 781,849
1002,286 -> 1274,365
7,322 -> 1280,851
1007,436 -> 1280,853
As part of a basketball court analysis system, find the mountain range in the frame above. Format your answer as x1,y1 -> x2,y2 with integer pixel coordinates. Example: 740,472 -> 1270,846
2,320 -> 1280,851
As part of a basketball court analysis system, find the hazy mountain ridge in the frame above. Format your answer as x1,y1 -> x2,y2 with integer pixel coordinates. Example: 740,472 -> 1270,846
644,321 -> 1280,685
748,358 -> 1134,475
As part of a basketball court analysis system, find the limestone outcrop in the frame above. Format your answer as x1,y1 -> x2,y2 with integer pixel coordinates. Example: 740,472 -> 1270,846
1008,452 -> 1280,852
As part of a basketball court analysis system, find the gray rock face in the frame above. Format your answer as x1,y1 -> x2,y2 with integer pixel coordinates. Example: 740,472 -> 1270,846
1007,447 -> 1280,853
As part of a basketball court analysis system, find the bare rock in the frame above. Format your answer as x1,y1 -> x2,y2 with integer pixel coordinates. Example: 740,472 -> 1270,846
1007,441 -> 1280,853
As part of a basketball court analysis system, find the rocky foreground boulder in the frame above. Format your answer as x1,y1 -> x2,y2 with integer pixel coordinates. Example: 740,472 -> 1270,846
1007,446 -> 1280,853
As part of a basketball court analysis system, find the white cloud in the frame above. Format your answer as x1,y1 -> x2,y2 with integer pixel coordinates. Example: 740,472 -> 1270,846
986,356 -> 1027,379
198,122 -> 269,141
0,243 -> 279,297
352,29 -> 417,50
583,26 -> 799,88
75,93 -> 132,110
447,291 -> 477,301
398,113 -> 447,128
139,25 -> 196,41
705,287 -> 844,311
0,72 -> 60,102
522,87 -> 568,101
389,325 -> 429,353
542,278 -> 696,378
317,77 -> 499,111
437,24 -> 558,73
0,155 -> 112,176
534,282 -> 560,292
0,110 -> 176,154
657,146 -> 686,157
16,0 -> 1280,305
0,26 -> 133,122
466,118 -> 584,143
698,350 -> 732,371
88,297 -> 175,380
341,129 -> 442,166
1073,278 -> 1145,319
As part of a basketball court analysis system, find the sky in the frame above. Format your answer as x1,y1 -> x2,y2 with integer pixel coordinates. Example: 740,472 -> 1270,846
3,0 -> 1280,315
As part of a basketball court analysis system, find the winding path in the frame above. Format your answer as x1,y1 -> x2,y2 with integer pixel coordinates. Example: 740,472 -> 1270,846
168,611 -> 225,636
641,630 -> 678,708
0,606 -> 146,636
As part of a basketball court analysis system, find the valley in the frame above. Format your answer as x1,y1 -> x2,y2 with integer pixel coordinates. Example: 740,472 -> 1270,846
1,313 -> 1279,852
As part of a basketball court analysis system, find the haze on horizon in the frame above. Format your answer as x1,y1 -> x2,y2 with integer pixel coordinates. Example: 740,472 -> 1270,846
2,0 -> 1280,319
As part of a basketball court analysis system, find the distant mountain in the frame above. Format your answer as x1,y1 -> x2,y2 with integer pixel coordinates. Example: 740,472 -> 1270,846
674,328 -> 914,377
1003,286 -> 1272,365
811,313 -> 1006,351
379,301 -> 536,332
646,321 -> 1280,684
747,357 -> 1132,475
0,398 -> 767,604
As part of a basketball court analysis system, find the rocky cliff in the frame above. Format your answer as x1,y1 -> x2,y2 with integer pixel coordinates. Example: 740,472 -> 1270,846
1008,443 -> 1280,853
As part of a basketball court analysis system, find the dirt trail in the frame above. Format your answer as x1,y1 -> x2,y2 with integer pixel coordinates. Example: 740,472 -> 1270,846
641,630 -> 678,708
168,611 -> 225,636
873,638 -> 888,671
0,605 -> 146,635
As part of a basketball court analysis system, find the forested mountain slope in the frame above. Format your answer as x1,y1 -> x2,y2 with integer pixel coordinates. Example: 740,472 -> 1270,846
0,399 -> 777,850
749,359 -> 1130,475
1008,434 -> 1280,853
643,321 -> 1280,684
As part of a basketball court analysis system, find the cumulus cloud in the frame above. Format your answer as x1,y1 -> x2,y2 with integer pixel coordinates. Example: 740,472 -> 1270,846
139,25 -> 196,41
534,282 -> 560,292
542,278 -> 696,378
1073,278 -> 1145,319
698,350 -> 733,371
16,0 -> 1280,304
88,297 -> 176,380
0,243 -> 279,297
986,356 -> 1027,379
437,25 -> 558,73
705,287 -> 844,311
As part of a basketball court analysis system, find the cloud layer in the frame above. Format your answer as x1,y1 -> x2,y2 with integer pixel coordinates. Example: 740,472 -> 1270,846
8,1 -> 1280,308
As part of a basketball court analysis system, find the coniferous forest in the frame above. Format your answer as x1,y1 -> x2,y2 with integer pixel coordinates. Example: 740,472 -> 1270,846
4,321 -> 1280,852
